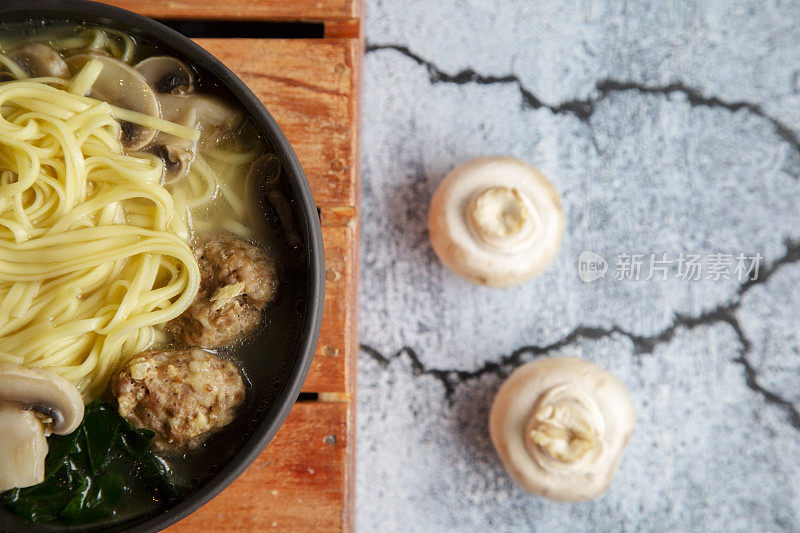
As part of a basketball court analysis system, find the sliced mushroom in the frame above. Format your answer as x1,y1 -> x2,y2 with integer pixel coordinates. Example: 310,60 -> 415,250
8,43 -> 68,78
151,94 -> 244,182
0,363 -> 84,434
428,156 -> 565,287
157,94 -> 243,143
245,154 -> 281,222
0,406 -> 48,491
65,54 -> 161,151
135,56 -> 195,95
245,154 -> 301,247
154,143 -> 195,184
0,363 -> 84,491
489,357 -> 635,501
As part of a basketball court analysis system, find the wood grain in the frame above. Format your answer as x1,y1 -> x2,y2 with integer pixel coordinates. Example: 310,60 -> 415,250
166,402 -> 351,532
304,225 -> 356,394
105,0 -> 359,22
196,39 -> 359,211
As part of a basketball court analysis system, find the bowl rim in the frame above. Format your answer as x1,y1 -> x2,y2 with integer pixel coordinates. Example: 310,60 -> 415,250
0,1 -> 326,532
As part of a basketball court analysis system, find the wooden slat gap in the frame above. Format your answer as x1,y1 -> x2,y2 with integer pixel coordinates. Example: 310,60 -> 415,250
158,19 -> 324,39
106,1 -> 360,23
296,392 -> 319,402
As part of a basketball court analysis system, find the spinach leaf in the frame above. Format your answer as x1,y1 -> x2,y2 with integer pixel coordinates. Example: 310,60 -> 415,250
42,428 -> 80,475
60,473 -> 126,523
140,454 -> 180,502
118,413 -> 156,458
0,400 -> 180,524
82,403 -> 120,473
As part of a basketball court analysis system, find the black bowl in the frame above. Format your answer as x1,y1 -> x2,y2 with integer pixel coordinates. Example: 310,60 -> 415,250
0,1 -> 325,531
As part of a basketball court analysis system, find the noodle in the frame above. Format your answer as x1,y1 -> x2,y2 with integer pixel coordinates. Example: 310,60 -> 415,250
68,58 -> 103,96
0,77 -> 201,399
49,28 -> 133,63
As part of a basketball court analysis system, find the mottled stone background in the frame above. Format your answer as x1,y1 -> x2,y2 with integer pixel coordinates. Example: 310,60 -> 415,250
357,1 -> 800,531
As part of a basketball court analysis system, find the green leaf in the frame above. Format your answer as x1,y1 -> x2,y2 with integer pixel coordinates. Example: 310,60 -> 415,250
118,424 -> 156,457
60,473 -> 126,523
1,463 -> 85,523
140,454 -> 179,502
0,489 -> 20,505
2,399 -> 180,525
82,406 -> 120,473
43,429 -> 80,476
88,473 -> 126,518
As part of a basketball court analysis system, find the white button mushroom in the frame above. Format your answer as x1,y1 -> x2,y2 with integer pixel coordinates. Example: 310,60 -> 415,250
0,363 -> 84,491
489,357 -> 635,501
428,156 -> 565,287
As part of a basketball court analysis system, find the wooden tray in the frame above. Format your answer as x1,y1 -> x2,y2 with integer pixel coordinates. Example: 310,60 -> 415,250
105,2 -> 362,530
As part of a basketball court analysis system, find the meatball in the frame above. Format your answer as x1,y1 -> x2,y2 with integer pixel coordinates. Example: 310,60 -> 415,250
111,349 -> 246,450
168,233 -> 278,348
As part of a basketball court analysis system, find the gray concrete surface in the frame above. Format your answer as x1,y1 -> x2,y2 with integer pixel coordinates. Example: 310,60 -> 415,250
357,1 -> 800,530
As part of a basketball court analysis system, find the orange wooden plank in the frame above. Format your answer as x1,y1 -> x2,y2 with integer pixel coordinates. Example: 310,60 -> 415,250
303,225 -> 355,393
167,401 -> 351,532
106,0 -> 359,22
195,39 -> 359,211
324,19 -> 361,39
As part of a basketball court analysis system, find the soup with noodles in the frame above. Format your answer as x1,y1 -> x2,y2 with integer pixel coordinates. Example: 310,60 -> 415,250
0,22 -> 302,526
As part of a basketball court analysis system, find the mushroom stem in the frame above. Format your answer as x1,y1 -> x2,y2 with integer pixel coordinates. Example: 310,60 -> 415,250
467,186 -> 539,251
0,404 -> 48,491
524,385 -> 605,468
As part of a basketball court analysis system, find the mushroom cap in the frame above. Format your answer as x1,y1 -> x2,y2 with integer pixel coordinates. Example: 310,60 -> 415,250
135,55 -> 196,95
150,94 -> 244,182
0,363 -> 84,435
153,143 -> 195,184
65,54 -> 161,151
428,156 -> 565,287
0,404 -> 47,491
9,43 -> 68,78
489,357 -> 635,501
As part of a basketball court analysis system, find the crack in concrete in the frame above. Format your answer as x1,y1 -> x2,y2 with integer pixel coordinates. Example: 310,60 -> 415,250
361,240 -> 800,432
366,44 -> 800,156
366,44 -> 594,120
363,44 -> 800,429
596,80 -> 800,155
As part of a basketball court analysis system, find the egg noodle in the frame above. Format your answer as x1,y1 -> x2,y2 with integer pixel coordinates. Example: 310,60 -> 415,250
0,73 -> 202,399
